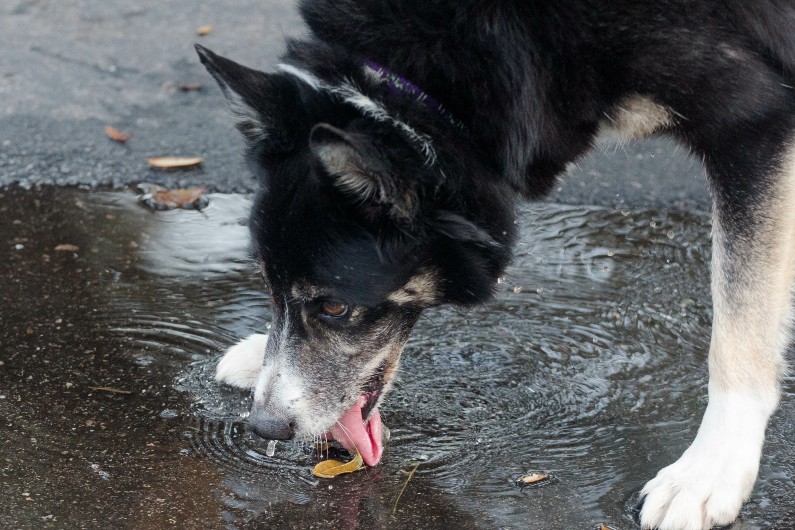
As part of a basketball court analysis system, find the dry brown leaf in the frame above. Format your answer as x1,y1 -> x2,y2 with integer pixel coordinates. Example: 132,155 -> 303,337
178,82 -> 204,92
104,125 -> 131,143
54,244 -> 79,252
146,187 -> 207,210
312,451 -> 364,479
517,472 -> 550,485
147,156 -> 204,169
196,25 -> 213,36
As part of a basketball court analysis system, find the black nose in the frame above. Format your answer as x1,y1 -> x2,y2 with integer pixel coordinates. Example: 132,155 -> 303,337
249,416 -> 296,440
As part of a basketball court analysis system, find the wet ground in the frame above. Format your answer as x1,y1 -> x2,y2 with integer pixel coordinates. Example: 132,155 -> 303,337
2,186 -> 794,530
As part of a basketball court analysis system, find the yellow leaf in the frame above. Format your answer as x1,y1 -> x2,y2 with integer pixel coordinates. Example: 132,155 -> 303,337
312,451 -> 364,479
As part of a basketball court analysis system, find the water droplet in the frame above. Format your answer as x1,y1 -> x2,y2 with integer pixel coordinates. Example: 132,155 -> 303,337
266,439 -> 277,457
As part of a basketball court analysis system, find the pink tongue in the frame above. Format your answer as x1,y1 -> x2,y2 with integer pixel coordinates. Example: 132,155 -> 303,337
328,396 -> 383,467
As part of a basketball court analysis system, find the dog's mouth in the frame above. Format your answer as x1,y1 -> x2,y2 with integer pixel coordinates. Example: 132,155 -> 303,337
327,365 -> 386,467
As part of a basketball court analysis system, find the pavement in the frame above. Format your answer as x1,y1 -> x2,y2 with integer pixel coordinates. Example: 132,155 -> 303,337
0,0 -> 711,208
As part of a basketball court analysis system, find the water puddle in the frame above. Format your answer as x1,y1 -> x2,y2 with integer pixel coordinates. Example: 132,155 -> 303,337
1,187 -> 793,529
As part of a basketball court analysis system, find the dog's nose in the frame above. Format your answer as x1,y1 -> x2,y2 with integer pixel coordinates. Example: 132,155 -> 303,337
249,416 -> 296,440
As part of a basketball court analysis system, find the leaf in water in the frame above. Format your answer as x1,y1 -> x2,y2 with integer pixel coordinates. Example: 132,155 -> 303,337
105,126 -> 131,143
312,451 -> 364,479
54,244 -> 79,252
178,83 -> 204,92
196,25 -> 213,36
147,156 -> 204,170
516,472 -> 550,485
140,186 -> 207,211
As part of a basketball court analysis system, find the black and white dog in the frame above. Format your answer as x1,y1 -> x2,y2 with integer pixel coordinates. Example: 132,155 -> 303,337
198,1 -> 795,528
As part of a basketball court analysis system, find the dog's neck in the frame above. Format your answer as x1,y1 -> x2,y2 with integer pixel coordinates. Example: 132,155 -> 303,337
362,61 -> 463,130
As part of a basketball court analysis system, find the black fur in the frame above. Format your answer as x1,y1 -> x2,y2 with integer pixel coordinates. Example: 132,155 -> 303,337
199,2 -> 795,527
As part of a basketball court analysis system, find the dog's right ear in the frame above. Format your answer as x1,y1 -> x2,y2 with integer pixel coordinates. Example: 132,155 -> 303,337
195,44 -> 299,152
309,123 -> 420,226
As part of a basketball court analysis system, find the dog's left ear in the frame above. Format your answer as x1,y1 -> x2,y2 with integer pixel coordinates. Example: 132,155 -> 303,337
195,44 -> 300,153
309,123 -> 419,224
432,210 -> 502,248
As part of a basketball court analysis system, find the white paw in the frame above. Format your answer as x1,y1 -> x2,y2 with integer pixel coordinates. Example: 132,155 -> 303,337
215,334 -> 268,388
640,392 -> 775,529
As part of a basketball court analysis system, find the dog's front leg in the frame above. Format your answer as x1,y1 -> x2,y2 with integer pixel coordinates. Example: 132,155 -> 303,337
216,333 -> 268,389
640,145 -> 795,529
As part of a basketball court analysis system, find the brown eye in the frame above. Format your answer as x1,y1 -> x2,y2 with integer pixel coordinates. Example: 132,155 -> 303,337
321,301 -> 349,318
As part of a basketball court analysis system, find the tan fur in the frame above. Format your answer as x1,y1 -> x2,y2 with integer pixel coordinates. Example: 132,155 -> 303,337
599,95 -> 674,143
708,142 -> 795,396
387,269 -> 441,305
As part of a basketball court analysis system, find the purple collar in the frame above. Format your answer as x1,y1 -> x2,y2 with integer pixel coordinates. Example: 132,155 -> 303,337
363,61 -> 463,129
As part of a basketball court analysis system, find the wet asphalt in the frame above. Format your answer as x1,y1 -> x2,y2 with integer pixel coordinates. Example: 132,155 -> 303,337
0,0 -> 709,207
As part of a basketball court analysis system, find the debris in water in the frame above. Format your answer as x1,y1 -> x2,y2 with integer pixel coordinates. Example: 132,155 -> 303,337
266,439 -> 277,457
517,472 -> 551,485
54,244 -> 79,252
88,386 -> 133,395
137,185 -> 208,211
312,451 -> 364,479
196,25 -> 213,36
392,463 -> 420,515
178,83 -> 204,92
146,156 -> 204,170
104,126 -> 131,143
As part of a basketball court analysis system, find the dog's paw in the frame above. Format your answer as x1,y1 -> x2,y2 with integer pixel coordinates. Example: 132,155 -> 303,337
639,448 -> 756,529
215,334 -> 268,388
639,392 -> 773,529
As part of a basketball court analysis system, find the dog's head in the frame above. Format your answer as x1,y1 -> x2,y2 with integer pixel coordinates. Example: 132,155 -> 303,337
197,45 -> 513,465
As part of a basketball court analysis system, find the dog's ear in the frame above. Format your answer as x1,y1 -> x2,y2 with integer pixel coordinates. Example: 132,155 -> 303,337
433,211 -> 501,248
195,44 -> 299,152
309,123 -> 419,224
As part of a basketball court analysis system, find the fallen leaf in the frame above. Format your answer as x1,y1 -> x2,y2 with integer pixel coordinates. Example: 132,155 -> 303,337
517,472 -> 550,485
54,244 -> 79,252
139,187 -> 207,211
147,156 -> 204,169
104,125 -> 131,143
312,451 -> 364,478
196,24 -> 213,36
178,82 -> 204,92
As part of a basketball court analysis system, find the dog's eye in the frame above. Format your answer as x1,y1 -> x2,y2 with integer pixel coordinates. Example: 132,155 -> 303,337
320,301 -> 349,318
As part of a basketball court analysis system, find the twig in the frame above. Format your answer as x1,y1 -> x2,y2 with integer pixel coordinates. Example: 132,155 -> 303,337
392,463 -> 420,516
88,386 -> 133,395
